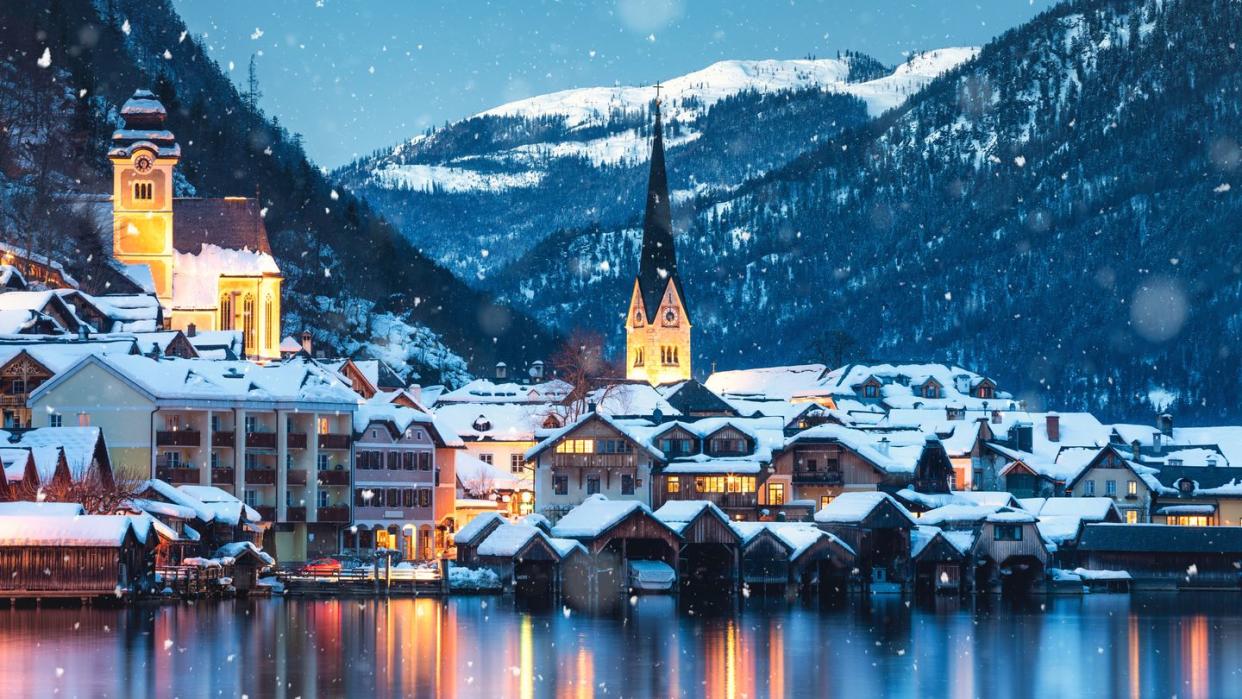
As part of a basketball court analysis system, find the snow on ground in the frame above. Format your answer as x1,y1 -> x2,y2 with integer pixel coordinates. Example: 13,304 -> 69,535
370,163 -> 545,193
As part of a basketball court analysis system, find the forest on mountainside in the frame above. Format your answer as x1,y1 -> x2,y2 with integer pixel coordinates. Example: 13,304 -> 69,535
0,0 -> 557,386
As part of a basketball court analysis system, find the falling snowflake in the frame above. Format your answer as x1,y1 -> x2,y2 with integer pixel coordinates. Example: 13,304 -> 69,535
121,19 -> 130,35
250,27 -> 264,40
36,48 -> 51,69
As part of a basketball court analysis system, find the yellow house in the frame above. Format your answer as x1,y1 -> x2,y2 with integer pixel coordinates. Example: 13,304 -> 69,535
625,101 -> 691,386
108,89 -> 282,360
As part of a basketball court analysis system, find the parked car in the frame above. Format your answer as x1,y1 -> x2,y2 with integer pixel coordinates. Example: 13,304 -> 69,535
299,556 -> 364,577
628,560 -> 676,593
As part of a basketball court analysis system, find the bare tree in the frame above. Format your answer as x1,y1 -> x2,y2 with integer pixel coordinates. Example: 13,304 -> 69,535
547,330 -> 624,423
22,467 -> 143,515
460,470 -> 496,500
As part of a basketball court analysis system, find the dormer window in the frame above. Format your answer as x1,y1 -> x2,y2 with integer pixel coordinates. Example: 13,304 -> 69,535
133,181 -> 153,201
923,384 -> 940,399
863,384 -> 878,398
472,416 -> 492,432
977,385 -> 994,399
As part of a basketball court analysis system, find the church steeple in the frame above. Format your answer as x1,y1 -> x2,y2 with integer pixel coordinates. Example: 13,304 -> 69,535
625,93 -> 692,386
635,99 -> 688,324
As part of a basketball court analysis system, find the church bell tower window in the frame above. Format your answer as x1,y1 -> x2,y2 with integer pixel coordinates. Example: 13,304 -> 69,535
133,181 -> 153,201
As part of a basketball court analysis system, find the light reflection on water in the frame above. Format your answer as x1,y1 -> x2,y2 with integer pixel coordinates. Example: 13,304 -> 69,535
0,593 -> 1235,698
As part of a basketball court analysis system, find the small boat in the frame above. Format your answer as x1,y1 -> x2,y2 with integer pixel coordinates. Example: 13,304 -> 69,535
628,560 -> 676,593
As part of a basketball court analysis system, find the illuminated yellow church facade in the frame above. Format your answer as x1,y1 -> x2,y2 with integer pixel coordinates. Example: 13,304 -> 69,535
109,90 -> 282,359
625,103 -> 691,386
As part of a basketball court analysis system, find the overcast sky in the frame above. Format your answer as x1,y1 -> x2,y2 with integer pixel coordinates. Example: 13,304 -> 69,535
172,0 -> 1058,167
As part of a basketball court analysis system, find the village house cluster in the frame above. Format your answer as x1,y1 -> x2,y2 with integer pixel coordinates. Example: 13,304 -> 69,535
0,90 -> 1238,601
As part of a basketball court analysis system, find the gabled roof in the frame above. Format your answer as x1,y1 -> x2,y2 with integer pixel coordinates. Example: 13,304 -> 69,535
551,495 -> 679,540
813,492 -> 917,528
172,198 -> 272,255
660,379 -> 738,416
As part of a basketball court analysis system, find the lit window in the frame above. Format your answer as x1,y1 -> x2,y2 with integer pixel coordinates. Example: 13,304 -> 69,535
819,495 -> 834,510
219,294 -> 233,331
317,416 -> 330,435
667,476 -> 680,493
1125,510 -> 1138,524
768,482 -> 785,505
1127,480 -> 1137,496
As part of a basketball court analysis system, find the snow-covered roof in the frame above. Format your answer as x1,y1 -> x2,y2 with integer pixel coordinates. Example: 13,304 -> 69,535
813,491 -> 916,525
476,523 -> 546,557
0,514 -> 136,547
705,364 -> 828,400
653,500 -> 729,525
352,403 -> 462,446
0,426 -> 102,475
175,484 -> 262,524
551,494 -> 672,539
1031,497 -> 1118,521
216,540 -> 275,566
455,511 -> 506,545
0,501 -> 84,517
918,504 -> 1009,527
895,488 -> 1017,510
785,423 -> 922,474
434,402 -> 547,443
170,244 -> 280,310
731,521 -> 853,560
435,378 -> 571,405
32,354 -> 359,407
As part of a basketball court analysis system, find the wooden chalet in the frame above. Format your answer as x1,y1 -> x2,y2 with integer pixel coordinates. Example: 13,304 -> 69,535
969,511 -> 1050,594
814,492 -> 917,588
551,497 -> 683,599
0,515 -> 154,599
1075,523 -> 1242,589
653,501 -> 742,590
735,522 -> 857,597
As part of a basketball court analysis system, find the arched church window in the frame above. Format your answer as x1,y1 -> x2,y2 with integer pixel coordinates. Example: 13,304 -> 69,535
264,294 -> 275,352
243,294 -> 255,355
634,347 -> 644,367
219,294 -> 232,330
133,182 -> 153,201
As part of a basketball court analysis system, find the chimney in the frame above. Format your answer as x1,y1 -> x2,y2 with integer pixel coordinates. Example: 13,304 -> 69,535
77,325 -> 89,341
301,330 -> 312,355
1158,413 -> 1173,438
877,437 -> 890,456
1208,455 -> 1218,468
1131,439 -> 1142,462
495,361 -> 508,380
528,360 -> 545,380
1153,432 -> 1163,454
186,322 -> 197,338
1012,422 -> 1033,453
1046,412 -> 1060,443
991,410 -> 1002,424
587,400 -> 597,414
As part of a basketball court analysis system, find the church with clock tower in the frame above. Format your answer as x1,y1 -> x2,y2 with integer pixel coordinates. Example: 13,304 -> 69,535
625,98 -> 691,386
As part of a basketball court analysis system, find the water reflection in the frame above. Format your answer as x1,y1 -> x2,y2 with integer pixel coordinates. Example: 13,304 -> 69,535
0,593 -> 1238,697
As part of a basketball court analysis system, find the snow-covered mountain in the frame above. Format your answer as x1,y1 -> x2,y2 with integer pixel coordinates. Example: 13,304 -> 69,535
334,50 -> 976,277
479,0 -> 1242,422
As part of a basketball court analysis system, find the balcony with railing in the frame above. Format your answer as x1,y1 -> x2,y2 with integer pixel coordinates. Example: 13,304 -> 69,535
212,431 -> 235,448
211,467 -> 235,485
792,469 -> 843,485
156,465 -> 200,484
254,505 -> 276,522
156,430 -> 201,447
698,492 -> 759,509
317,433 -> 352,450
317,506 -> 350,523
287,432 -> 308,449
245,469 -> 276,486
246,432 -> 277,450
285,506 -> 306,522
317,470 -> 350,486
286,470 -> 308,486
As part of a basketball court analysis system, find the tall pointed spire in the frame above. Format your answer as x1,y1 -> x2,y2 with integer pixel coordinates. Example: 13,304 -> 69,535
636,98 -> 686,322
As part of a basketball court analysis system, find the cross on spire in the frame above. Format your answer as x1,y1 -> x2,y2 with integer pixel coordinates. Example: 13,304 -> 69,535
653,81 -> 663,104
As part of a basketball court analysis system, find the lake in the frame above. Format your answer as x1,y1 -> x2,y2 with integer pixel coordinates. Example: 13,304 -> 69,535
0,592 -> 1238,698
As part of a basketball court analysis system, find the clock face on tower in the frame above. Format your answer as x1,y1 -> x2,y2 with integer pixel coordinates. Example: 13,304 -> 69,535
662,307 -> 679,326
134,154 -> 153,173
